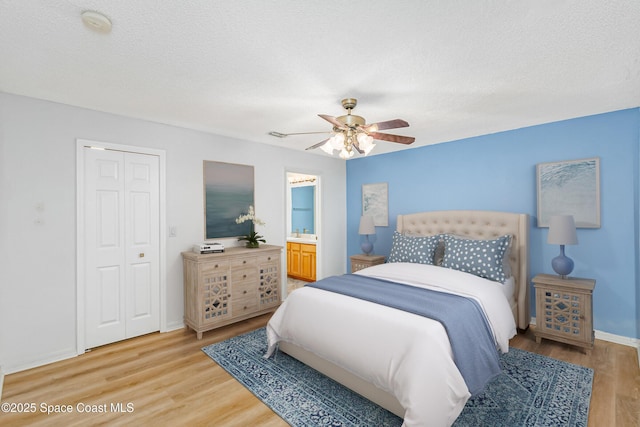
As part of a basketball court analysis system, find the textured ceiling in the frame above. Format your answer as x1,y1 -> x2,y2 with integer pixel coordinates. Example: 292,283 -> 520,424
1,1 -> 639,157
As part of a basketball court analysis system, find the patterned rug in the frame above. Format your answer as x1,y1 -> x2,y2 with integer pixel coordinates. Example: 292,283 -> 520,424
202,328 -> 593,426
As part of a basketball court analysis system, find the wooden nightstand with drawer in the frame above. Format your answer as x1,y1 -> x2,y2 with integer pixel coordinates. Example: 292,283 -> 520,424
532,274 -> 595,354
350,254 -> 386,273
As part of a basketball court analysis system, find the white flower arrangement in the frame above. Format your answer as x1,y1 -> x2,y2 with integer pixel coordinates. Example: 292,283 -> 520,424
235,205 -> 266,247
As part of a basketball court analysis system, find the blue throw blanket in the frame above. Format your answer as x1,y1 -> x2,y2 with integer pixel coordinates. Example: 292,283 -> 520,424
306,274 -> 501,395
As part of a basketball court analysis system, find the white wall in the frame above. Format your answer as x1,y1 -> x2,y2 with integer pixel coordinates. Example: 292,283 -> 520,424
0,92 -> 347,373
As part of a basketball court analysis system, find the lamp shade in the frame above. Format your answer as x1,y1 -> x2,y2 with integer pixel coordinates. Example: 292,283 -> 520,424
547,215 -> 578,245
358,216 -> 375,235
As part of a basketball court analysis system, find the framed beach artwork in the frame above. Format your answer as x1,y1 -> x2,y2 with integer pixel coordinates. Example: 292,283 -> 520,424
203,161 -> 254,239
536,157 -> 600,228
362,182 -> 388,227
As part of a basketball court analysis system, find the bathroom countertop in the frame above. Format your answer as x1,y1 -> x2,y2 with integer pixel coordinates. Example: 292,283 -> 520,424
286,235 -> 317,244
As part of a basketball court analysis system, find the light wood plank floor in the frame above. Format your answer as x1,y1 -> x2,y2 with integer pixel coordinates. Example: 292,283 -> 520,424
2,314 -> 638,426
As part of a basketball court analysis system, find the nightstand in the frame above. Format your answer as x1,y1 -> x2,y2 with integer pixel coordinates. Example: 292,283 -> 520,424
532,274 -> 595,354
350,254 -> 386,273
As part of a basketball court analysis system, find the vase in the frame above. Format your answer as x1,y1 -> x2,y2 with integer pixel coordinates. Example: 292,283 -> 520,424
246,241 -> 260,248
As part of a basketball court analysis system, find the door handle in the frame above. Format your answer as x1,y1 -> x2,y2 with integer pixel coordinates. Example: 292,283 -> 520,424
139,253 -> 145,258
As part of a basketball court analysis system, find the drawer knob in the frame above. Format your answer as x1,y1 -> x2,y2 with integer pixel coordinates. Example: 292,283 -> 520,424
243,274 -> 247,279
243,290 -> 247,294
243,260 -> 247,264
215,264 -> 219,268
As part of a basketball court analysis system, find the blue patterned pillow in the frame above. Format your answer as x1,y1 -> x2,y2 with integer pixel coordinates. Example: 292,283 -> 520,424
442,234 -> 512,283
388,232 -> 440,265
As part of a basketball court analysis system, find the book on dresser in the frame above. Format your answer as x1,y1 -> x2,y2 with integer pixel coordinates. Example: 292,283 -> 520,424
182,245 -> 282,339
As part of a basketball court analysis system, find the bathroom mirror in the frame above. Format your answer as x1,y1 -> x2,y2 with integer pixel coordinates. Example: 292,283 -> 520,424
291,185 -> 315,234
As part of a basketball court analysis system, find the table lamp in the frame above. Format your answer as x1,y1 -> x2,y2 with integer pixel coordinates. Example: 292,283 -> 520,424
358,216 -> 376,255
547,215 -> 578,278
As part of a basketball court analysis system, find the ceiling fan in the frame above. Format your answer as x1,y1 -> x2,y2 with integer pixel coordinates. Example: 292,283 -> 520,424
269,98 -> 415,159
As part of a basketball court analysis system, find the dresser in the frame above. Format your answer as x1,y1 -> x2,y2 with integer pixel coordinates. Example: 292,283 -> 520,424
532,274 -> 595,354
182,245 -> 282,339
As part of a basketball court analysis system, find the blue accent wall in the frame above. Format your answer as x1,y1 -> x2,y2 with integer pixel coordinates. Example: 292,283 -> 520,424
347,108 -> 640,339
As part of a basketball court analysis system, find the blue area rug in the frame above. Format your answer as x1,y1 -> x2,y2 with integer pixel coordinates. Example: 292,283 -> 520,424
202,328 -> 593,426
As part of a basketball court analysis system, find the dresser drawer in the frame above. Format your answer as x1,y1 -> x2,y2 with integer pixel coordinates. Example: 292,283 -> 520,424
200,260 -> 229,274
232,295 -> 259,315
231,256 -> 257,268
258,253 -> 279,264
231,266 -> 257,283
232,281 -> 256,300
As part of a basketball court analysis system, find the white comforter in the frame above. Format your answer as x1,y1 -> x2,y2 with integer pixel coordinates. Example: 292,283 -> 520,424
266,263 -> 517,427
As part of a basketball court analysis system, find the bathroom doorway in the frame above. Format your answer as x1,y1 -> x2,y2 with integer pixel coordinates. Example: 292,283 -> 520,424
285,171 -> 320,295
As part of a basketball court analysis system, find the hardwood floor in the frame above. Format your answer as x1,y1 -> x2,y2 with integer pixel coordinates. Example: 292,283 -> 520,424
2,314 -> 638,426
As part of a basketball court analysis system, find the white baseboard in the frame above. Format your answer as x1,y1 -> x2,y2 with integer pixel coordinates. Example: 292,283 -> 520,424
594,329 -> 640,348
164,321 -> 186,332
4,350 -> 78,375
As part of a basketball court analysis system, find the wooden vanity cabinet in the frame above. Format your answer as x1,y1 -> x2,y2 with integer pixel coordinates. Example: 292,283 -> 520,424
287,242 -> 316,282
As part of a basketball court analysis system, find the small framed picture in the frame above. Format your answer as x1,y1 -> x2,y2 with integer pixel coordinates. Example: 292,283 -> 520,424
362,182 -> 388,226
536,157 -> 600,228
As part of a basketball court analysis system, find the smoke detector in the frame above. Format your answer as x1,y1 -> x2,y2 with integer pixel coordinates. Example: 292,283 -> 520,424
81,11 -> 112,34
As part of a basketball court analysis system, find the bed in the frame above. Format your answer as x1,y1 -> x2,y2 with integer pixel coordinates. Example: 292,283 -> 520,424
266,210 -> 530,426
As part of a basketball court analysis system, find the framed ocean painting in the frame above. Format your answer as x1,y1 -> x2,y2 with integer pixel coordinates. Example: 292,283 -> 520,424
203,161 -> 254,239
362,182 -> 388,226
536,157 -> 600,228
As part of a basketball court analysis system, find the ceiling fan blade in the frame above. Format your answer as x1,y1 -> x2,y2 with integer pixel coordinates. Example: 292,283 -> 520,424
370,132 -> 415,145
305,138 -> 330,150
269,131 -> 330,138
318,114 -> 347,129
363,119 -> 409,132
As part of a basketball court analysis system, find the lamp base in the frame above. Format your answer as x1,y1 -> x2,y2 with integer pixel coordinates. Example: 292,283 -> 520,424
551,245 -> 574,278
361,240 -> 373,256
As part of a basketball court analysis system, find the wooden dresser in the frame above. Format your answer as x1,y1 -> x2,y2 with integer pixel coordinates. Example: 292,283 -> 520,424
182,245 -> 282,339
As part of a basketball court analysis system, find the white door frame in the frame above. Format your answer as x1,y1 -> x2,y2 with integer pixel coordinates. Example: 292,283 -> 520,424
284,169 -> 322,291
76,139 -> 167,354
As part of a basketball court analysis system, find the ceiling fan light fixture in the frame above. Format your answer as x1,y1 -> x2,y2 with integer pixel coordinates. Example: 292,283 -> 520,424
303,98 -> 414,159
357,133 -> 372,145
320,142 -> 335,155
330,133 -> 344,149
357,133 -> 376,155
339,148 -> 354,159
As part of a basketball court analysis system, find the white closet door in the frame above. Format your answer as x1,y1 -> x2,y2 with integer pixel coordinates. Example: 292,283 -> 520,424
84,148 -> 159,349
124,152 -> 160,338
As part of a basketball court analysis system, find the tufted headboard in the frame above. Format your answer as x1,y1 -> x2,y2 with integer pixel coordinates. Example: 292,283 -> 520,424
396,210 -> 530,330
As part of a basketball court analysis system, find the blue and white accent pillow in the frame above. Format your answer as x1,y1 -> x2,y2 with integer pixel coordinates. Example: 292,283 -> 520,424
442,234 -> 512,283
388,232 -> 440,265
